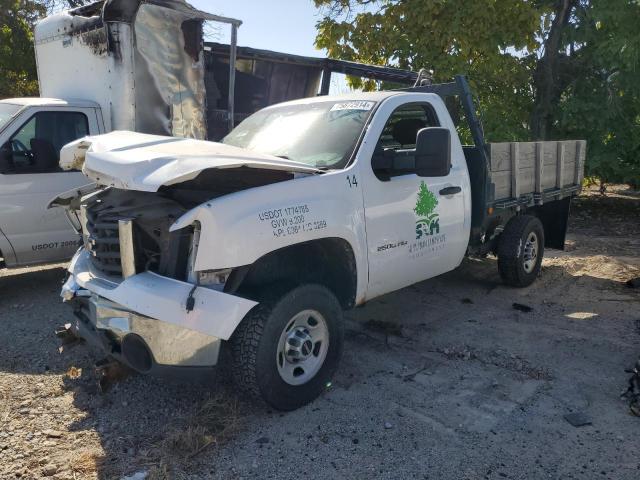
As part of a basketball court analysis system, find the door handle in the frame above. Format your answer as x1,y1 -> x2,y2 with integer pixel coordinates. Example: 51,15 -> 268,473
439,186 -> 461,196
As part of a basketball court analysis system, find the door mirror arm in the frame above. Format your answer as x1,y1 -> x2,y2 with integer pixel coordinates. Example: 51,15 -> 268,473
372,149 -> 395,181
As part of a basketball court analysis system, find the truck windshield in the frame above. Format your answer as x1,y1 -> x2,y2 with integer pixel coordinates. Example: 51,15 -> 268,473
0,103 -> 21,132
223,100 -> 377,169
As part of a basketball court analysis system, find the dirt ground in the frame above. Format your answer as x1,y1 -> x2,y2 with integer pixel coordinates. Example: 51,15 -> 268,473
1,185 -> 639,480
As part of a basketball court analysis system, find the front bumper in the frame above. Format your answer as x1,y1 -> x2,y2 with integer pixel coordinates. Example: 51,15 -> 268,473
61,250 -> 258,371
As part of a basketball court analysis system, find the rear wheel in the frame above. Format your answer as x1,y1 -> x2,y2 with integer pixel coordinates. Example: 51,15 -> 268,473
497,215 -> 544,287
230,284 -> 344,411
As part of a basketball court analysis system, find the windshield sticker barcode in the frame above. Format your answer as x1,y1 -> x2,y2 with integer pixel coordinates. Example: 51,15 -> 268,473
330,101 -> 375,112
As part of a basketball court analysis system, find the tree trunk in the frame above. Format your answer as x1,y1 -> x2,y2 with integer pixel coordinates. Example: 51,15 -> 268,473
530,0 -> 576,140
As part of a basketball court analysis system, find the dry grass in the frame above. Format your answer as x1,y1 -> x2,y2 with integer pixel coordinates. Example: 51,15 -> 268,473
69,448 -> 106,476
141,393 -> 241,478
147,462 -> 173,480
161,394 -> 240,459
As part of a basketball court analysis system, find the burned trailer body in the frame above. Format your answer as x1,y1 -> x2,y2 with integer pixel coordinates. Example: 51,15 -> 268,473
204,44 -> 325,140
204,43 -> 420,140
34,0 -> 241,139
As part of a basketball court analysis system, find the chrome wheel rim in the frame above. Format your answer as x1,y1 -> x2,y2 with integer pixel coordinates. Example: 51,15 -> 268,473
523,231 -> 538,274
276,309 -> 329,386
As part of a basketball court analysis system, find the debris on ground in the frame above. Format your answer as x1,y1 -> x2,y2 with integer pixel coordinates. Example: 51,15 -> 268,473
627,277 -> 640,289
364,319 -> 404,337
512,303 -> 533,313
55,323 -> 83,352
43,429 -> 63,438
401,365 -> 429,382
622,357 -> 640,417
95,357 -> 133,393
563,412 -> 593,427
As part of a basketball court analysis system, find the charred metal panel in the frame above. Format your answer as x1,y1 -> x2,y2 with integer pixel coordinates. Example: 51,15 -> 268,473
133,4 -> 207,139
36,0 -> 240,139
204,45 -> 323,140
35,10 -> 136,132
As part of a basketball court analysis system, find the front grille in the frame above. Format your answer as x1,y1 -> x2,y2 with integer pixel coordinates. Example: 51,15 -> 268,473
82,189 -> 191,280
85,206 -> 124,276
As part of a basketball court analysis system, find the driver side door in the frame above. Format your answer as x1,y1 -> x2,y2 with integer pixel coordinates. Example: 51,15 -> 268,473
0,107 -> 97,267
362,99 -> 468,298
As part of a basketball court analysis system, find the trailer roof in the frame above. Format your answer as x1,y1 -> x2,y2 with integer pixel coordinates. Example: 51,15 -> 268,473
206,42 -> 419,85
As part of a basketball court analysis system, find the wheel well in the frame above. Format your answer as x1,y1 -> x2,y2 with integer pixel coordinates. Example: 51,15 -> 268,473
228,238 -> 358,309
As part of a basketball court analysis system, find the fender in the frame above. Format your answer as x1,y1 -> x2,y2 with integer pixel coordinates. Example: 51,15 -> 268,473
170,166 -> 369,302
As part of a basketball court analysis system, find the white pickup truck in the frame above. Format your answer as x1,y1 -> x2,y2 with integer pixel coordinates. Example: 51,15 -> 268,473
0,98 -> 104,266
56,77 -> 585,410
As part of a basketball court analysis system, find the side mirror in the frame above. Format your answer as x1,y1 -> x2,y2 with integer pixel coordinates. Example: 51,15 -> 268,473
415,127 -> 451,177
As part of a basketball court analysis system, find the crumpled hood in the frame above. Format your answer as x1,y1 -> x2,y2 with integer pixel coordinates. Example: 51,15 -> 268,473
61,131 -> 320,192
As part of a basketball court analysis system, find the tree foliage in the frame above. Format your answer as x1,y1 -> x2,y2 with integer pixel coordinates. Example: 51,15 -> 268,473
0,0 -> 86,98
0,0 -> 45,97
314,0 -> 640,186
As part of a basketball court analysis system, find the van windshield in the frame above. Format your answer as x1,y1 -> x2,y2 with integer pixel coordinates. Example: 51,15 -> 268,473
223,100 -> 377,169
0,103 -> 21,132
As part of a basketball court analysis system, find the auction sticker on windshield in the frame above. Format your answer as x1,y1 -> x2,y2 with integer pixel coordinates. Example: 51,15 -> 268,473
330,101 -> 375,112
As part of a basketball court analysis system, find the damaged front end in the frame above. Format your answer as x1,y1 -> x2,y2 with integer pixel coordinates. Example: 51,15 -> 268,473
54,131 -> 319,373
58,186 -> 259,372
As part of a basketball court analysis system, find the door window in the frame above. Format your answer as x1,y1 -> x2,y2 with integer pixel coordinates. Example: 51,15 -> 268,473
377,103 -> 439,151
372,103 -> 439,181
0,111 -> 89,174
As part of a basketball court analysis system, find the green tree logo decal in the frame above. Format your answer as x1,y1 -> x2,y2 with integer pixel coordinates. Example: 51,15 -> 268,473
414,181 -> 438,218
414,181 -> 440,239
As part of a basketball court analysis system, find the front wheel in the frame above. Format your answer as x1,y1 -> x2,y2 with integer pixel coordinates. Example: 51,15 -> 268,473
230,284 -> 344,411
497,215 -> 544,287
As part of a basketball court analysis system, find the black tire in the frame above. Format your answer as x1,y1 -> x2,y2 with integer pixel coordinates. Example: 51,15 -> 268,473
497,215 -> 544,287
230,284 -> 344,411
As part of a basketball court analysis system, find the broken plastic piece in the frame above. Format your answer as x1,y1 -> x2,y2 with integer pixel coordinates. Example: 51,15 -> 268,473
95,357 -> 132,393
563,412 -> 592,427
626,277 -> 640,289
55,323 -> 83,352
512,303 -> 533,313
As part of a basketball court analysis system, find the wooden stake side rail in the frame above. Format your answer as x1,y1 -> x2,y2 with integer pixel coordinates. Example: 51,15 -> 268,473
488,140 -> 586,207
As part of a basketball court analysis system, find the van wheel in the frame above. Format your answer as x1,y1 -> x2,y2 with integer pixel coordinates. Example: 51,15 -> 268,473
497,215 -> 544,287
230,284 -> 344,411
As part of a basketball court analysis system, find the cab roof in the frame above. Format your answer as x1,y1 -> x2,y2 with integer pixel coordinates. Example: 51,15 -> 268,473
258,90 -> 440,110
0,97 -> 100,108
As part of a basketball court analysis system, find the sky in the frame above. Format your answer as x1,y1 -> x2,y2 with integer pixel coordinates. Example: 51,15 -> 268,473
190,0 -> 325,58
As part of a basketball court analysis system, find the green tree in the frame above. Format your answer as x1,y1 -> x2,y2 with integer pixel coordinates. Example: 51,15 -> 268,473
314,0 -> 640,186
554,0 -> 640,186
0,0 -> 88,98
314,0 -> 540,143
0,0 -> 45,97
414,181 -> 438,218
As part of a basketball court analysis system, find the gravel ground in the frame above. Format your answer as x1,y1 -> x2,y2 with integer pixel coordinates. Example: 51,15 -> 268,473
1,185 -> 639,480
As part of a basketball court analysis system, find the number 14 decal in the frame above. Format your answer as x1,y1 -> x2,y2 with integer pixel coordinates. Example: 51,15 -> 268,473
347,175 -> 358,188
